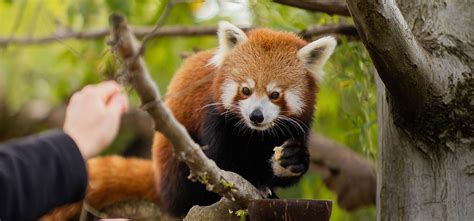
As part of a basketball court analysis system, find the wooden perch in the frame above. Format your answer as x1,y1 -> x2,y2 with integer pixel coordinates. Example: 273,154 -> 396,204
108,14 -> 265,212
273,0 -> 350,16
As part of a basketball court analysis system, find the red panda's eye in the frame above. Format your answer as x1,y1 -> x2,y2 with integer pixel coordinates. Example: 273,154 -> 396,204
242,87 -> 252,96
270,91 -> 280,100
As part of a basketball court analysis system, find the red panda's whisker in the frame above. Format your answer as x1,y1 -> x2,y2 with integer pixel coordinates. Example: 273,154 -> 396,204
198,102 -> 226,111
279,119 -> 296,139
277,116 -> 306,136
219,107 -> 239,115
274,119 -> 295,140
286,115 -> 308,127
272,125 -> 280,138
223,114 -> 240,122
276,111 -> 309,129
234,118 -> 247,133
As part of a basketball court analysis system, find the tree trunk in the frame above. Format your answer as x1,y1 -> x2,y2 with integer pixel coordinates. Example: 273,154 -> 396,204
345,0 -> 473,220
376,75 -> 473,220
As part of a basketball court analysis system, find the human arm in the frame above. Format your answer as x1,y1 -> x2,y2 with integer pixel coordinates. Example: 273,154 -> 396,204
0,81 -> 129,220
0,130 -> 87,221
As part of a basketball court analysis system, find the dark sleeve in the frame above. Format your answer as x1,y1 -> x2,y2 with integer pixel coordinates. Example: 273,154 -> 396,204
0,130 -> 88,221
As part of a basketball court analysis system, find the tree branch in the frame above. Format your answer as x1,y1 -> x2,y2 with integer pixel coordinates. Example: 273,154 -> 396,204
185,198 -> 241,221
300,24 -> 358,41
273,0 -> 350,16
108,14 -> 265,211
308,134 -> 376,211
0,26 -> 221,46
0,24 -> 357,46
345,0 -> 443,121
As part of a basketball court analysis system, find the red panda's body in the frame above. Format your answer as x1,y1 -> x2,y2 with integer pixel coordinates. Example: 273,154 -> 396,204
153,25 -> 336,217
42,22 -> 336,220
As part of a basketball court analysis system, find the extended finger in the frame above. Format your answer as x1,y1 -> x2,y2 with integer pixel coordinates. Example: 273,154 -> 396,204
106,93 -> 129,113
88,81 -> 122,102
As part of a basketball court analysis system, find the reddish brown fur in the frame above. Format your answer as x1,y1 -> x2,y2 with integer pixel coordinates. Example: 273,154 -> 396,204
41,156 -> 155,220
211,29 -> 316,116
45,28 -> 320,219
154,29 -> 318,211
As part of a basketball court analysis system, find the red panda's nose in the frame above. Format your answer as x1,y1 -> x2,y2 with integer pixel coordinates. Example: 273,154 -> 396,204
250,109 -> 264,124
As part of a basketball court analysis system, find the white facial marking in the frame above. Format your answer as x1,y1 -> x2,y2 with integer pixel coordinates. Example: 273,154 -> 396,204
285,88 -> 305,115
221,80 -> 238,109
247,78 -> 255,88
241,78 -> 254,90
266,81 -> 281,93
239,94 -> 280,131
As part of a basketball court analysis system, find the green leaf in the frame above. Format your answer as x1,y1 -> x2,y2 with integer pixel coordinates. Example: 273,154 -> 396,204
234,209 -> 248,221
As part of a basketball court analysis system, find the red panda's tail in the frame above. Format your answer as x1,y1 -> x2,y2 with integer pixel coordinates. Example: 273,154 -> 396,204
40,156 -> 156,221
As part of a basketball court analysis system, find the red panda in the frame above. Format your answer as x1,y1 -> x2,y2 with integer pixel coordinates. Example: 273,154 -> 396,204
154,22 -> 336,217
42,21 -> 336,220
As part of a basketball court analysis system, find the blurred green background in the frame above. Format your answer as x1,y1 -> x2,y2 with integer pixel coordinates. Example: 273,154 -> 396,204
0,0 -> 377,220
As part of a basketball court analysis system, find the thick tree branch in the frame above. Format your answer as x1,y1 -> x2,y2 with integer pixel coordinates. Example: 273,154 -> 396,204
273,0 -> 350,16
0,24 -> 357,46
308,134 -> 376,211
300,24 -> 358,40
345,0 -> 443,121
185,198 -> 241,221
108,14 -> 265,210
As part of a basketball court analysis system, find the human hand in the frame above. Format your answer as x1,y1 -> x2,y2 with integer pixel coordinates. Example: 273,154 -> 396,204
63,81 -> 129,159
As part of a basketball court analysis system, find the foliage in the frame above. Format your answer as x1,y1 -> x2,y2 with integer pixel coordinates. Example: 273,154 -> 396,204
234,209 -> 248,221
0,0 -> 377,220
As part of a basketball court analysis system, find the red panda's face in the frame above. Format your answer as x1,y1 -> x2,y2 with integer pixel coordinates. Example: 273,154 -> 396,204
210,22 -> 336,132
217,56 -> 311,131
219,77 -> 302,131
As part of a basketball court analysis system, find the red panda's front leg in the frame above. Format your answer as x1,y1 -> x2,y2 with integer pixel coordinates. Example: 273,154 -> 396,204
269,139 -> 310,187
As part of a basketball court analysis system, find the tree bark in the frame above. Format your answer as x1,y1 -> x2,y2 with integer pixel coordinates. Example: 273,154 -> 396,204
344,0 -> 473,220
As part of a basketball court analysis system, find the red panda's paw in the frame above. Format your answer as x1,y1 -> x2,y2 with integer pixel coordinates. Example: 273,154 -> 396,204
271,139 -> 309,177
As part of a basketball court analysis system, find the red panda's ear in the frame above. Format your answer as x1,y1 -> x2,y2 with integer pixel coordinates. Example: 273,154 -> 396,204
298,36 -> 337,81
209,21 -> 248,67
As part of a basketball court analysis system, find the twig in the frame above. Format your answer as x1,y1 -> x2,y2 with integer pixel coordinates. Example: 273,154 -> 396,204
108,14 -> 266,209
138,0 -> 172,56
273,0 -> 350,16
0,24 -> 356,46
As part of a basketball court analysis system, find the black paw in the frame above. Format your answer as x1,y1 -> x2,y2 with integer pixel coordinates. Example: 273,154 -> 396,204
272,139 -> 309,176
